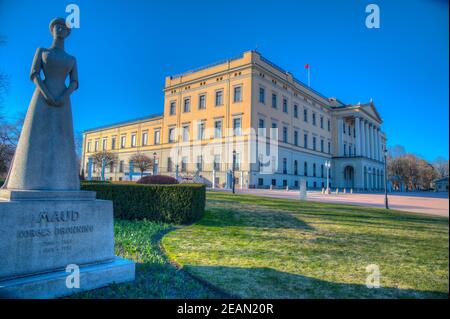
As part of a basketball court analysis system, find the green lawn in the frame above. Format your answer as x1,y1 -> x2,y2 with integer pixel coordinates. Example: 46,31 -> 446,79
161,192 -> 449,299
72,220 -> 221,298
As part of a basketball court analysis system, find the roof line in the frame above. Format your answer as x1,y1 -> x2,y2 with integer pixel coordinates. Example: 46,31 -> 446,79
84,113 -> 163,133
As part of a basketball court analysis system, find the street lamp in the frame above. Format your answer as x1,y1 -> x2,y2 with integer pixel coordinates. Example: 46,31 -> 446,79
324,160 -> 331,194
232,150 -> 236,194
153,152 -> 157,175
384,147 -> 389,209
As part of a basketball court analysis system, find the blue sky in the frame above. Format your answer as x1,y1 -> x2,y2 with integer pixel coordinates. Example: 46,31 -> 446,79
0,0 -> 448,161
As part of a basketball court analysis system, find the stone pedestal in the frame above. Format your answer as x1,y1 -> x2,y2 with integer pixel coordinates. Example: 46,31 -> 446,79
0,190 -> 135,299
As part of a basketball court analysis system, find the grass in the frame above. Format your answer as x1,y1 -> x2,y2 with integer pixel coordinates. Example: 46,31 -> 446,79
72,220 -> 222,298
161,192 -> 449,299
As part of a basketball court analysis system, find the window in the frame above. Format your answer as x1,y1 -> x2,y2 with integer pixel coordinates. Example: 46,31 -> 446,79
283,127 -> 288,143
214,120 -> 222,138
167,157 -> 173,172
344,143 -> 347,156
182,125 -> 190,142
120,136 -> 126,149
215,90 -> 223,106
94,140 -> 99,152
294,130 -> 298,146
283,98 -> 288,113
131,134 -> 136,147
320,116 -> 324,129
313,136 -> 317,151
198,94 -> 206,109
109,162 -> 114,173
183,98 -> 190,112
142,132 -> 148,146
304,133 -> 308,148
233,86 -> 242,102
283,158 -> 287,174
111,137 -> 116,150
304,161 -> 308,176
312,113 -> 316,126
119,160 -> 124,173
271,179 -> 276,186
294,105 -> 298,118
197,122 -> 206,140
181,156 -> 187,172
313,163 -> 317,177
343,122 -> 346,134
327,119 -> 331,131
87,141 -> 91,152
259,87 -> 265,104
321,165 -> 324,178
169,101 -> 176,115
303,108 -> 308,122
271,123 -> 278,139
353,127 -> 356,137
271,93 -> 277,108
213,155 -> 221,171
234,153 -> 241,171
102,138 -> 107,150
154,129 -> 160,145
294,160 -> 298,175
196,156 -> 203,171
168,128 -> 175,143
320,139 -> 324,152
233,118 -> 242,136
328,141 -> 331,154
258,178 -> 264,186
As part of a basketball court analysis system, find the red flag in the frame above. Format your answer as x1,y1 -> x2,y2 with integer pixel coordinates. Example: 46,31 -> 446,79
305,63 -> 309,69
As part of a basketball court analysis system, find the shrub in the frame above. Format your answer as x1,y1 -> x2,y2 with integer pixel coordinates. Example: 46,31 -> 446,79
137,175 -> 178,185
80,182 -> 205,224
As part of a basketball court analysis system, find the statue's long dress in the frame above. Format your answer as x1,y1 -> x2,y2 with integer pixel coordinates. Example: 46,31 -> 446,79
3,48 -> 80,190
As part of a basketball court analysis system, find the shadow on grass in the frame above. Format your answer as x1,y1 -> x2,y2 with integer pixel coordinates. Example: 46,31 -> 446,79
184,265 -> 448,299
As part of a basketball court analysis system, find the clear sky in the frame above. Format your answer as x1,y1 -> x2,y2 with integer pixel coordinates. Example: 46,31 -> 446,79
0,0 -> 448,161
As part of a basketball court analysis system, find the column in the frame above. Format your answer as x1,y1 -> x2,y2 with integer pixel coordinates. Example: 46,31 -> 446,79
370,124 -> 375,159
365,122 -> 370,158
355,117 -> 361,156
372,125 -> 376,160
377,128 -> 382,161
360,119 -> 366,157
337,118 -> 344,156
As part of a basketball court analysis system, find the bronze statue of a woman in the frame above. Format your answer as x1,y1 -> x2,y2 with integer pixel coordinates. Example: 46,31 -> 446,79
3,18 -> 79,190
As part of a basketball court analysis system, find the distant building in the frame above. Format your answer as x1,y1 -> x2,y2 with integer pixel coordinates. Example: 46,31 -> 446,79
434,177 -> 449,192
81,51 -> 387,190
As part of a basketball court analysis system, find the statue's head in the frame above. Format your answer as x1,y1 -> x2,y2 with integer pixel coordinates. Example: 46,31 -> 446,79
49,17 -> 71,40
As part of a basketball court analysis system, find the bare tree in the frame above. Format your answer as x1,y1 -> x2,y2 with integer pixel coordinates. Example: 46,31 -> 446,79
130,153 -> 153,178
91,151 -> 118,180
432,156 -> 449,178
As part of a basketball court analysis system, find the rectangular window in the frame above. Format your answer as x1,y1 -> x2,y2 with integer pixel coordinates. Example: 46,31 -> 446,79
328,141 -> 331,154
198,94 -> 206,109
343,122 -> 346,134
271,93 -> 277,108
154,130 -> 160,145
215,90 -> 223,106
294,160 -> 298,175
304,161 -> 308,176
259,87 -> 265,104
213,154 -> 221,171
197,122 -> 205,140
294,131 -> 298,146
344,143 -> 347,156
94,140 -> 99,152
283,158 -> 287,174
181,156 -> 187,172
169,101 -> 176,115
167,157 -> 173,172
283,98 -> 288,113
119,160 -> 124,173
233,118 -> 242,136
320,139 -> 324,153
313,136 -> 317,151
168,128 -> 175,143
196,155 -> 203,171
102,138 -> 107,151
312,113 -> 316,126
328,119 -> 331,131
131,134 -> 136,147
304,134 -> 308,148
320,116 -> 324,129
120,136 -> 126,149
234,153 -> 241,171
233,86 -> 242,102
271,123 -> 278,140
183,98 -> 190,112
294,105 -> 298,118
214,120 -> 222,138
111,137 -> 116,150
182,125 -> 190,142
87,141 -> 91,152
283,127 -> 288,143
303,109 -> 308,122
142,132 -> 148,146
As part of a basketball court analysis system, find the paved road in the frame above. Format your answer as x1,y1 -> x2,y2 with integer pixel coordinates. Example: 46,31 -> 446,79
212,188 -> 449,217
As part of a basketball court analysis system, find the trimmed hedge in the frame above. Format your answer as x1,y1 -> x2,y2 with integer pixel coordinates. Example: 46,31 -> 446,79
80,182 -> 205,224
137,175 -> 178,184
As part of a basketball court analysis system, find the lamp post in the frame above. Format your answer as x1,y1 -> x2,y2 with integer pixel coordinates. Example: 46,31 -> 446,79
384,148 -> 389,209
325,160 -> 331,194
232,150 -> 236,194
153,152 -> 157,175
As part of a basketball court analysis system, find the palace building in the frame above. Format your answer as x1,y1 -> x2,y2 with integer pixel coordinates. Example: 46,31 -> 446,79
81,51 -> 387,190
